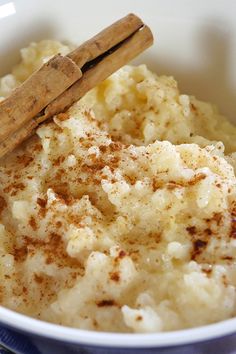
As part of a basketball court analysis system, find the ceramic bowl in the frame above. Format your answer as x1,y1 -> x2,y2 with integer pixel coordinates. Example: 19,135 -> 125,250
0,0 -> 236,353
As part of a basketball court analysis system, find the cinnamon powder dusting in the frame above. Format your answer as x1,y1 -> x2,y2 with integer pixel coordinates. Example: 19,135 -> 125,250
192,239 -> 208,259
96,299 -> 116,307
37,197 -> 47,208
230,203 -> 236,239
12,233 -> 83,271
1,42 -> 236,333
0,196 -> 6,215
3,182 -> 25,196
29,216 -> 38,231
110,271 -> 120,282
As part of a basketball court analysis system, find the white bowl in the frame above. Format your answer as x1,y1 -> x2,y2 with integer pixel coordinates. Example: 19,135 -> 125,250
0,0 -> 236,353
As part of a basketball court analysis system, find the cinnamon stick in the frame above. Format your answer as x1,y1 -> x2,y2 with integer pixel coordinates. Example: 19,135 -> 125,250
0,14 -> 153,158
0,119 -> 37,158
43,25 -> 153,120
0,55 -> 82,142
68,13 -> 143,67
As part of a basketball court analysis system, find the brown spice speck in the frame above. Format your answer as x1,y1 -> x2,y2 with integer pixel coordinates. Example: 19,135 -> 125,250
212,212 -> 223,226
110,272 -> 120,282
93,319 -> 98,328
29,216 -> 38,231
204,228 -> 212,236
37,198 -> 47,208
56,221 -> 62,228
22,286 -> 28,294
96,299 -> 116,307
202,268 -> 212,275
45,256 -> 53,265
0,196 -> 7,215
33,143 -> 42,152
167,181 -> 183,190
191,239 -> 208,260
16,154 -> 33,167
99,145 -> 108,153
188,173 -> 206,186
152,178 -> 160,192
118,250 -> 126,258
186,226 -> 197,235
222,256 -> 233,261
4,182 -> 25,196
53,156 -> 66,167
136,315 -> 143,321
12,233 -> 83,271
34,274 -> 43,284
13,246 -> 28,262
109,142 -> 123,152
230,216 -> 236,238
222,274 -> 228,287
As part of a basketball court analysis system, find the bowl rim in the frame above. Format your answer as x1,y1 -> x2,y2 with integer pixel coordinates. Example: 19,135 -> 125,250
0,306 -> 235,347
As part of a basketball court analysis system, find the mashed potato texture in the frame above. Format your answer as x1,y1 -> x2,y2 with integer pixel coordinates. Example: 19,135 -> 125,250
1,41 -> 236,332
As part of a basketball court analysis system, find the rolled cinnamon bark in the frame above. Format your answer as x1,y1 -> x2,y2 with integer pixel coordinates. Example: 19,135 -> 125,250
0,14 -> 153,158
68,13 -> 144,67
0,55 -> 82,142
43,25 -> 153,119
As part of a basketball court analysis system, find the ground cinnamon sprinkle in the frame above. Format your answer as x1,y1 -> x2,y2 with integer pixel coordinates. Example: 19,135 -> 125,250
188,173 -> 206,186
16,154 -> 33,167
186,226 -> 197,235
56,221 -> 62,228
152,178 -> 160,192
3,182 -> 25,196
230,217 -> 236,238
118,250 -> 126,258
1,41 -> 236,333
167,181 -> 182,190
37,197 -> 47,208
191,239 -> 208,260
29,216 -> 38,231
109,141 -> 123,152
126,174 -> 137,185
222,256 -> 233,261
34,274 -> 43,284
53,191 -> 74,206
99,145 -> 108,153
96,299 -> 116,307
190,103 -> 197,111
22,286 -> 28,294
12,233 -> 83,271
53,156 -> 66,166
204,212 -> 222,225
32,143 -> 42,152
0,196 -> 6,215
151,174 -> 206,193
204,228 -> 212,236
13,245 -> 28,262
110,271 -> 120,282
202,268 -> 212,276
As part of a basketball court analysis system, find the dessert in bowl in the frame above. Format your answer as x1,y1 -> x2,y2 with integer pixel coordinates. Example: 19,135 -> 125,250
0,0 -> 236,353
